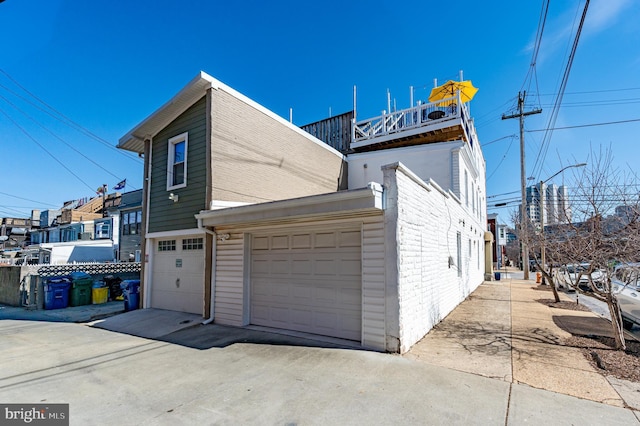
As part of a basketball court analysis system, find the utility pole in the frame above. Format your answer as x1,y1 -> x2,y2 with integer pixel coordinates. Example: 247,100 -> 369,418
539,180 -> 546,284
502,91 -> 541,280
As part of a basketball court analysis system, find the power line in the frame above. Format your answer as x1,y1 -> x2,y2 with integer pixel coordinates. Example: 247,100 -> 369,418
487,190 -> 521,199
486,136 -> 516,181
531,0 -> 590,181
0,92 -> 131,186
0,69 -> 142,164
520,0 -> 550,99
480,134 -> 517,147
0,191 -> 59,207
536,87 -> 640,96
527,118 -> 640,132
0,106 -> 96,193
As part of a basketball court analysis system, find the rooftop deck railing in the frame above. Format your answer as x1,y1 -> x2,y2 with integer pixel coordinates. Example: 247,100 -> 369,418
352,94 -> 478,148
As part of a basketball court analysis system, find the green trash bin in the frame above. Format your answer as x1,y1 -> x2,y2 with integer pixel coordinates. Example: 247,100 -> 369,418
69,271 -> 93,306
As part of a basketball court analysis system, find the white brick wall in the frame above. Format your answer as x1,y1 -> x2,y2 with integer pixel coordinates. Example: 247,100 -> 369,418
383,162 -> 485,353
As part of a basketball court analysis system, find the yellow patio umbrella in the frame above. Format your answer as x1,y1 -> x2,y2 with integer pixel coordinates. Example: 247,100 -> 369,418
428,80 -> 478,104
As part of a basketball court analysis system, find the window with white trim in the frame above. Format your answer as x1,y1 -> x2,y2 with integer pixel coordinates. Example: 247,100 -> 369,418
95,221 -> 111,239
167,132 -> 188,190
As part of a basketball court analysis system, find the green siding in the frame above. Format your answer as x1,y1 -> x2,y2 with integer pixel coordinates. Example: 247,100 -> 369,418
148,96 -> 207,233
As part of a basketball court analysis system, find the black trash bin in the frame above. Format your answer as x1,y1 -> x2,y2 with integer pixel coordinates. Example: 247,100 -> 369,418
104,275 -> 123,301
121,280 -> 140,312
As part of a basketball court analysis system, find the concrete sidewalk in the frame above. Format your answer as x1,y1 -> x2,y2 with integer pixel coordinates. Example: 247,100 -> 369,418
406,269 -> 640,411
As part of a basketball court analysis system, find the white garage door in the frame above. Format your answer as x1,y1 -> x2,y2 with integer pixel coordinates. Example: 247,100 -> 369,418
151,237 -> 204,314
250,229 -> 362,341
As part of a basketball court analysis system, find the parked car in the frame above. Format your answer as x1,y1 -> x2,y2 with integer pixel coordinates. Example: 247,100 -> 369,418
557,263 -> 604,292
611,263 -> 640,330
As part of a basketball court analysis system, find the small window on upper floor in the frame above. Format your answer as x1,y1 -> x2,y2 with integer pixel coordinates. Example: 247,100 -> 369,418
95,222 -> 111,239
167,132 -> 188,190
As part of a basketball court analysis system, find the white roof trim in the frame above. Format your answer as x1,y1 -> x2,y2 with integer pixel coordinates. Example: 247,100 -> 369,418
196,184 -> 383,228
118,71 -> 344,159
145,228 -> 205,239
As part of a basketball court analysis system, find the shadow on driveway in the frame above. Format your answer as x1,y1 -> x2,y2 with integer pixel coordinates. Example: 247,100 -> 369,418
90,308 -> 363,351
157,323 -> 364,351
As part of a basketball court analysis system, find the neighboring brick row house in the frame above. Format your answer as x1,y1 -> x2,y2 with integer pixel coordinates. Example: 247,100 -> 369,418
118,71 -> 487,353
26,190 -> 143,264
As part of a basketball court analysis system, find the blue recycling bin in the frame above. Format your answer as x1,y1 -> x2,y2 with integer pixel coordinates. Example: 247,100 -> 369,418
121,280 -> 140,312
44,276 -> 71,310
494,272 -> 501,281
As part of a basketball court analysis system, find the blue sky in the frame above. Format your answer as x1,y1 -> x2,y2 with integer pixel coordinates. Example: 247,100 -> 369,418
1,0 -> 638,221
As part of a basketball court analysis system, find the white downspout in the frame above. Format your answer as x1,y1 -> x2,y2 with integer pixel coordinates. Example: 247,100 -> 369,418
198,218 -> 217,325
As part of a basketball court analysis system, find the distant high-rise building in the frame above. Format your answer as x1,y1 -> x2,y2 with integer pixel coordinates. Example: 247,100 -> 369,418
525,182 -> 571,225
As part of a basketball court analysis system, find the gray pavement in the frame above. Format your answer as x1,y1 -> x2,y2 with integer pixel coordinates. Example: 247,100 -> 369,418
1,273 -> 639,425
0,300 -> 125,323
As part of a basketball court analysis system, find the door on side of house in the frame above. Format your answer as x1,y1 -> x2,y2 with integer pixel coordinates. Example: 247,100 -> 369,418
151,236 -> 205,315
250,228 -> 362,341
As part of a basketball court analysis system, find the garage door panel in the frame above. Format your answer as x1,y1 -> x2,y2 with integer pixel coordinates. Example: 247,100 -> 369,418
292,285 -> 312,300
341,259 -> 362,276
315,259 -> 337,275
339,230 -> 361,247
253,236 -> 269,250
339,288 -> 362,306
315,232 -> 336,248
252,259 -> 270,274
290,309 -> 313,327
292,234 -> 311,248
271,235 -> 289,249
315,311 -> 338,331
316,286 -> 338,303
251,229 -> 362,341
292,259 -> 312,274
271,260 -> 290,274
251,305 -> 269,322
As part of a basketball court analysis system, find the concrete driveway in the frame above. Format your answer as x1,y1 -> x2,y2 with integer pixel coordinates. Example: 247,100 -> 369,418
1,313 -> 638,425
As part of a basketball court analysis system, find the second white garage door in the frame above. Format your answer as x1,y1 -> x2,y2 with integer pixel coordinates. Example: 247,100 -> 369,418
250,229 -> 362,341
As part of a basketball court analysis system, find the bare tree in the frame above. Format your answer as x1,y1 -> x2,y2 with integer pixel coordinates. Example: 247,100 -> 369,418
530,147 -> 640,350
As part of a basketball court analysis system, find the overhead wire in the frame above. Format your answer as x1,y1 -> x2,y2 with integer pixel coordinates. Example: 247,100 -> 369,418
486,135 -> 516,182
530,0 -> 590,181
527,118 -> 640,132
0,68 -> 142,165
0,92 -> 130,187
0,68 -> 144,213
0,106 -> 96,193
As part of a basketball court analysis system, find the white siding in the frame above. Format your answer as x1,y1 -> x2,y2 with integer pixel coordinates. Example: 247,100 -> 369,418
214,232 -> 245,326
361,216 -> 386,350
